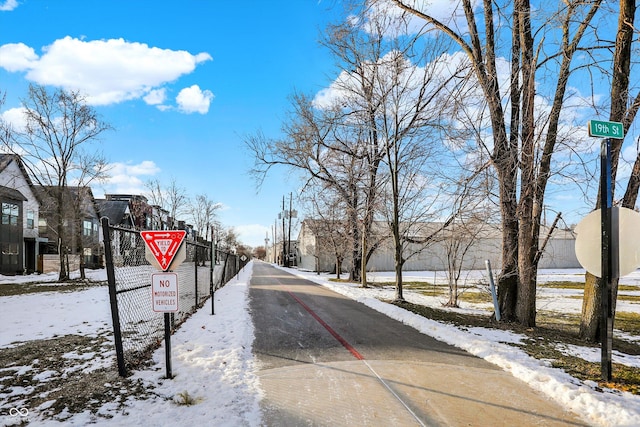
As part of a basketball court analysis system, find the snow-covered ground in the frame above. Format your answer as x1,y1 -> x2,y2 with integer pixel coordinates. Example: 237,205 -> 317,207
1,263 -> 639,426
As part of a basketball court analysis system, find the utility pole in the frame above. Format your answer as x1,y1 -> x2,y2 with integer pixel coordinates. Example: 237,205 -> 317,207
264,232 -> 269,261
282,195 -> 287,267
287,192 -> 293,267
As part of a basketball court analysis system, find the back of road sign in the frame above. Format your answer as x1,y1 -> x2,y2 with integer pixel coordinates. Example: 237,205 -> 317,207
575,207 -> 640,277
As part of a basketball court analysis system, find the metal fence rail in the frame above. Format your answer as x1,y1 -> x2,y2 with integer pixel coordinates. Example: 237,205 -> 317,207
101,217 -> 242,377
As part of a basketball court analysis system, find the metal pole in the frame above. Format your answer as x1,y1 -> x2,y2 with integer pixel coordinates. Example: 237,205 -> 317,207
101,217 -> 127,377
485,260 -> 501,321
211,239 -> 217,315
164,312 -> 172,379
288,192 -> 293,267
600,138 -> 613,381
282,196 -> 287,267
194,244 -> 198,306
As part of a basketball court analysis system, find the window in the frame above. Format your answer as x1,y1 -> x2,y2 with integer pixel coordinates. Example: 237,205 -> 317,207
83,220 -> 93,237
1,243 -> 19,265
38,217 -> 47,234
83,247 -> 91,265
27,210 -> 35,229
1,202 -> 19,226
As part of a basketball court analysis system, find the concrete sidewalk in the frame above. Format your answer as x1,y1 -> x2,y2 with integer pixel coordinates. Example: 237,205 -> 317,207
257,359 -> 587,426
251,263 -> 588,426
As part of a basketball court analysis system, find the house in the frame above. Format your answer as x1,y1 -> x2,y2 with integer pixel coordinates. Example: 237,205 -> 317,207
151,205 -> 171,230
95,199 -> 135,229
297,218 -> 580,273
0,154 -> 48,275
35,185 -> 102,271
103,194 -> 153,230
265,237 -> 299,266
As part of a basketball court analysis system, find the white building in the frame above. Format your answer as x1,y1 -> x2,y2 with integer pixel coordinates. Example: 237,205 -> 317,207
297,219 -> 580,273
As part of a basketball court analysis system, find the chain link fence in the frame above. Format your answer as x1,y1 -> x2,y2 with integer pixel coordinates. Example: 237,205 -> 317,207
101,217 -> 244,377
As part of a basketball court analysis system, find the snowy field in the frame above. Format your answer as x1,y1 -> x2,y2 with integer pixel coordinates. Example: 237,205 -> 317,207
1,263 -> 639,426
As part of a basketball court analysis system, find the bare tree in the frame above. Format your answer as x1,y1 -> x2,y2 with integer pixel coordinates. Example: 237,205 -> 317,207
188,193 -> 222,241
253,246 -> 267,260
0,84 -> 111,280
247,3 -> 463,291
442,185 -> 495,307
217,227 -> 239,253
580,0 -> 639,341
72,150 -> 109,279
299,181 -> 352,279
392,0 -> 603,326
370,44 -> 465,300
246,90 -> 382,284
145,177 -> 190,230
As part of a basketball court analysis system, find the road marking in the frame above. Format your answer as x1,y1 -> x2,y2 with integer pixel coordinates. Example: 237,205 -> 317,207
285,287 -> 426,427
286,289 -> 364,360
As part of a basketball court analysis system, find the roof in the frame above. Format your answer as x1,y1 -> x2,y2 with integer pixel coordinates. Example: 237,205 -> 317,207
0,154 -> 13,173
95,199 -> 131,225
0,185 -> 27,201
0,154 -> 36,188
33,185 -> 99,217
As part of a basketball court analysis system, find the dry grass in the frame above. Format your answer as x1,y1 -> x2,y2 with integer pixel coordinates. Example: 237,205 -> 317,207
0,280 -> 103,296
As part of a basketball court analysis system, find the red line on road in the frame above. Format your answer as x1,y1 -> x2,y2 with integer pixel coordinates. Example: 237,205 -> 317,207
286,290 -> 364,361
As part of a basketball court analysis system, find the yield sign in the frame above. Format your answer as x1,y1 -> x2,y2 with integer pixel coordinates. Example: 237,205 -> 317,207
140,230 -> 186,271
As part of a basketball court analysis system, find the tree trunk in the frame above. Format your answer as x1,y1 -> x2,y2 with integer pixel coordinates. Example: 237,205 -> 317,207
581,0 -> 636,338
514,0 -> 537,327
393,234 -> 404,302
349,207 -> 362,283
497,169 -> 519,321
446,258 -> 459,308
580,272 -> 601,341
516,232 -> 537,326
57,237 -> 67,281
361,225 -> 368,287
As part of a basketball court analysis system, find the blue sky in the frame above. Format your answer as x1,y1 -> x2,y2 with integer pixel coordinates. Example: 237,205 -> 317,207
1,0 -> 638,248
0,0 -> 342,247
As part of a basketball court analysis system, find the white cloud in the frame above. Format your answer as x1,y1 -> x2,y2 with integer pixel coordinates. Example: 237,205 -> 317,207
176,85 -> 214,114
97,160 -> 161,195
234,223 -> 271,247
0,43 -> 37,71
0,37 -> 212,107
364,0 -> 475,36
0,0 -> 18,11
143,88 -> 166,105
0,106 -> 27,131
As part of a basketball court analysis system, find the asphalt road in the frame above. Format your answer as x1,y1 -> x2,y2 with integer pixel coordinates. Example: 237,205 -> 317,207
249,262 -> 587,427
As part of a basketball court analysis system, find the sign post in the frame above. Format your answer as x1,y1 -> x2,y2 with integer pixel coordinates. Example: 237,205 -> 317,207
600,137 -> 614,382
587,119 -> 624,382
141,230 -> 186,379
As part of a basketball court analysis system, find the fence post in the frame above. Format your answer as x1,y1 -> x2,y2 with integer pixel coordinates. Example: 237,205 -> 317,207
222,252 -> 230,285
194,243 -> 198,306
101,217 -> 127,377
211,242 -> 215,315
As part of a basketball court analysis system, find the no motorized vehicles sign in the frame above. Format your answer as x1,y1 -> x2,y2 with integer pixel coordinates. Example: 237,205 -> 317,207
151,272 -> 179,312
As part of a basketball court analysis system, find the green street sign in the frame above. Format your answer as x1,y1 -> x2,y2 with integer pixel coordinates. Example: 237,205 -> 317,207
588,120 -> 624,139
